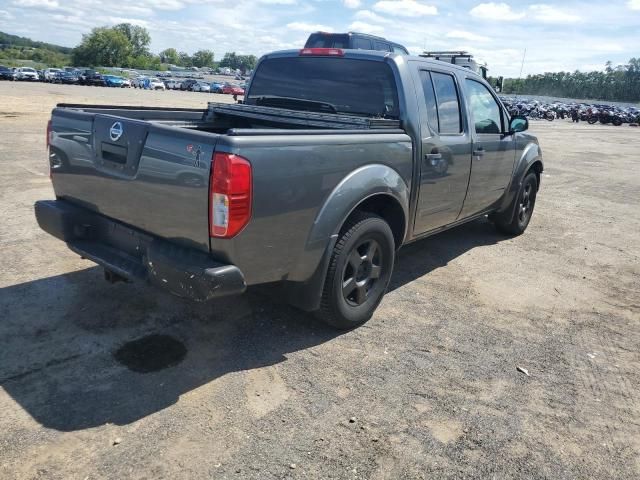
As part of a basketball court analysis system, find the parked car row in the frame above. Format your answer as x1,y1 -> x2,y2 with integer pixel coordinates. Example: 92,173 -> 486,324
163,78 -> 246,95
0,64 -> 246,96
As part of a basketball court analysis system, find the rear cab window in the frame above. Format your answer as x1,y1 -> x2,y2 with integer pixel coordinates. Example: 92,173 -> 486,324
247,56 -> 400,119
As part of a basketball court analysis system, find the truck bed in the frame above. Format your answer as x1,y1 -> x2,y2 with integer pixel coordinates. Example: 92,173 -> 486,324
48,104 -> 411,261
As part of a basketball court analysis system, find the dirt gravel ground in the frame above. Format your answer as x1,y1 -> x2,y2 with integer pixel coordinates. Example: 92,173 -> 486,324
0,82 -> 639,480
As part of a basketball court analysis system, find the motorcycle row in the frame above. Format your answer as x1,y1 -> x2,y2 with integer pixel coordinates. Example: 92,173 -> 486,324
500,97 -> 640,126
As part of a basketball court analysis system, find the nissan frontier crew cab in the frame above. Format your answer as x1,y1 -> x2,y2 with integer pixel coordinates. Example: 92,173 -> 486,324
36,48 -> 542,329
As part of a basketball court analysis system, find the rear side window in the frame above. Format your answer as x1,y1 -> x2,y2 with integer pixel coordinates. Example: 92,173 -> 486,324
393,45 -> 409,54
420,71 -> 462,134
431,72 -> 462,134
419,71 -> 439,131
353,37 -> 373,50
374,41 -> 392,52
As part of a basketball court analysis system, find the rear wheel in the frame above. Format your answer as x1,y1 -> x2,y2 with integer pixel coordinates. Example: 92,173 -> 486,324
318,213 -> 395,329
493,171 -> 538,236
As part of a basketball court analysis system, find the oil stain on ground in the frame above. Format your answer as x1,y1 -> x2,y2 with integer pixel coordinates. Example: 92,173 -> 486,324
114,334 -> 187,373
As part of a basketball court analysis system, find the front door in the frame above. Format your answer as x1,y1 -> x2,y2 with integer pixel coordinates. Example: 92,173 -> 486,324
459,78 -> 516,217
412,68 -> 472,235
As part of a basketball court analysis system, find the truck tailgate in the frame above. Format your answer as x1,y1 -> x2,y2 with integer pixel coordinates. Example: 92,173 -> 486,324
49,109 -> 217,251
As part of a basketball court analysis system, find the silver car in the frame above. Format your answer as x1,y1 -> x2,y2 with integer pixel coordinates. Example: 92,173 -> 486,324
192,82 -> 211,92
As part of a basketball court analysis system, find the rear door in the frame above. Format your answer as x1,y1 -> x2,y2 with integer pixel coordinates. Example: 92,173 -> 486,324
458,77 -> 516,217
411,67 -> 472,234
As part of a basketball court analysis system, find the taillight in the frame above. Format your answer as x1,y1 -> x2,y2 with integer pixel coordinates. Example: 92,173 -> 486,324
209,152 -> 252,238
299,48 -> 344,57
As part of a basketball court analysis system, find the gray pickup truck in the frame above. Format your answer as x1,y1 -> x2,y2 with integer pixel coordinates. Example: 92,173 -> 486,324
36,48 -> 542,329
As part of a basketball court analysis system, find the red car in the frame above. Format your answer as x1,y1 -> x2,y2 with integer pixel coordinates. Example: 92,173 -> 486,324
221,84 -> 245,95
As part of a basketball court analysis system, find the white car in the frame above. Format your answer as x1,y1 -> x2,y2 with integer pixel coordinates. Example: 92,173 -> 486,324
192,82 -> 210,92
131,76 -> 146,88
165,79 -> 182,90
149,78 -> 166,90
16,67 -> 39,81
43,68 -> 62,82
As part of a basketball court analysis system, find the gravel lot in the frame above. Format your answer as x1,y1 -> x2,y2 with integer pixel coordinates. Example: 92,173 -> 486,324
1,82 -> 639,480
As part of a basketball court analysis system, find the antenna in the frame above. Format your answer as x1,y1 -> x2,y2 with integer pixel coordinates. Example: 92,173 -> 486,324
515,48 -> 527,101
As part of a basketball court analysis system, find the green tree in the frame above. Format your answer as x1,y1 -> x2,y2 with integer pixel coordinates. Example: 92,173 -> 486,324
178,51 -> 191,66
113,23 -> 151,57
72,27 -> 131,67
219,52 -> 256,72
192,49 -> 214,68
501,59 -> 640,102
219,52 -> 238,69
159,47 -> 179,65
237,54 -> 257,72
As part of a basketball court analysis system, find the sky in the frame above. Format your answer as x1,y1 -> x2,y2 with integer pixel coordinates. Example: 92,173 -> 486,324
0,0 -> 639,76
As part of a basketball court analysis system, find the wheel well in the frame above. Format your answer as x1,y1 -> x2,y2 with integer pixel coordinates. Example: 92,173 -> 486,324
344,194 -> 406,248
529,160 -> 543,191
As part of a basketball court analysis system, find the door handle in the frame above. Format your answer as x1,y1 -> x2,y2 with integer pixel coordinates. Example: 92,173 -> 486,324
473,148 -> 485,157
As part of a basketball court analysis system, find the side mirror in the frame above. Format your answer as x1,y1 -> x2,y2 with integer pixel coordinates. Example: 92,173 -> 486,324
509,115 -> 528,133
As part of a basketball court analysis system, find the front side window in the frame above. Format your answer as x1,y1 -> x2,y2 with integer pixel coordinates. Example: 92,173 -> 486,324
465,79 -> 502,134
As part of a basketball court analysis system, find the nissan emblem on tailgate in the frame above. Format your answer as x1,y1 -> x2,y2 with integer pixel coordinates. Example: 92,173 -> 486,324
109,121 -> 123,142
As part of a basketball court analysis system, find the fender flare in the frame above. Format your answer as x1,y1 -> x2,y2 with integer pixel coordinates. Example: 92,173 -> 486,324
308,163 -> 410,249
285,164 -> 410,311
497,142 -> 544,219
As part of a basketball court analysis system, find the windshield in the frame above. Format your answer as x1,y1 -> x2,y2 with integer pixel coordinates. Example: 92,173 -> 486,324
247,57 -> 400,118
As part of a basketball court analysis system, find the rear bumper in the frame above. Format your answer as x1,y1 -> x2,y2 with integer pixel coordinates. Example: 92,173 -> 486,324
35,200 -> 246,301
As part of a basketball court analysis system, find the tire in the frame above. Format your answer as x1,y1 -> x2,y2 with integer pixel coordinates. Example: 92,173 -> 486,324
493,171 -> 538,236
612,117 -> 622,126
317,212 -> 395,329
587,116 -> 599,125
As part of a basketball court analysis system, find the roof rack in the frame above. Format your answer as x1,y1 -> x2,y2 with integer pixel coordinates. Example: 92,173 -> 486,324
421,51 -> 472,57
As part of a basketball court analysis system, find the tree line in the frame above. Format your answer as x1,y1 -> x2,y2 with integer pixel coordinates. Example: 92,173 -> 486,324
71,24 -> 256,72
501,58 -> 640,102
0,31 -> 71,67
